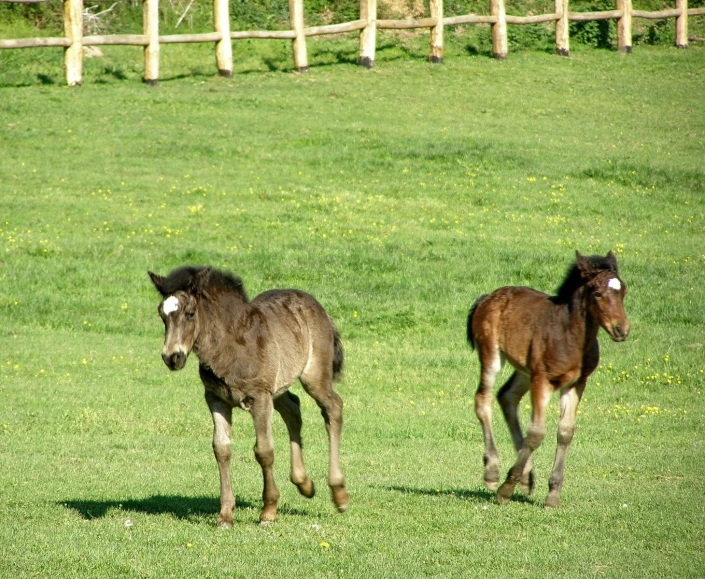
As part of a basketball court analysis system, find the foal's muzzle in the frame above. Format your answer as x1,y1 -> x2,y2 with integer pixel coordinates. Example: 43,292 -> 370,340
162,350 -> 187,371
608,322 -> 630,342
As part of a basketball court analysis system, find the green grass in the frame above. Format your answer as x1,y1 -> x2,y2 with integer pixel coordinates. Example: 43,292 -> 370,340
1,40 -> 704,578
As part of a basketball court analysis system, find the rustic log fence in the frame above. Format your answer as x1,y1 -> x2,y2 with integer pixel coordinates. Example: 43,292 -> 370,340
1,0 -> 704,85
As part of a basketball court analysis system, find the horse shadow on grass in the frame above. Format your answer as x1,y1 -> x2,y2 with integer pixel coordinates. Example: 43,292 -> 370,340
383,485 -> 536,506
60,495 -> 312,523
36,73 -> 55,85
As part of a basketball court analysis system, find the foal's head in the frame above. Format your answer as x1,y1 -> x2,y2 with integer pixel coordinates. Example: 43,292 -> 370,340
574,251 -> 630,342
148,267 -> 213,371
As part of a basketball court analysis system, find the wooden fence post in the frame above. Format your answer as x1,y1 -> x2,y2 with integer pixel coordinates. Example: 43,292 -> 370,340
359,0 -> 377,68
675,0 -> 688,48
555,0 -> 569,56
490,0 -> 508,59
289,0 -> 308,71
64,0 -> 83,86
429,0 -> 443,63
214,0 -> 233,76
616,0 -> 632,53
143,0 -> 159,85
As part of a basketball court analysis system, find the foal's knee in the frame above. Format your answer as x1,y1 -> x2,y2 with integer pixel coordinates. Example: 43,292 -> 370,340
474,391 -> 493,419
557,423 -> 576,447
254,444 -> 275,468
525,424 -> 546,450
213,440 -> 231,463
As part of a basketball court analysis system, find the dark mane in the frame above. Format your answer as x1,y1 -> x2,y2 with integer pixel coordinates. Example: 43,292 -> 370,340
161,266 -> 249,301
552,255 -> 617,304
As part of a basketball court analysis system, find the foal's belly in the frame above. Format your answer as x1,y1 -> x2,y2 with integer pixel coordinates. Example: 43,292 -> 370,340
504,352 -> 530,376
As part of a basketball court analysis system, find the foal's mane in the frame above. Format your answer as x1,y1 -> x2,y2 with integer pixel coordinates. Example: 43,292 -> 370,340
552,255 -> 617,305
161,266 -> 249,301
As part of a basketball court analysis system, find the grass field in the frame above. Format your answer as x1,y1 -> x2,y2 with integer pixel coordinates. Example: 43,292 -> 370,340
1,37 -> 704,577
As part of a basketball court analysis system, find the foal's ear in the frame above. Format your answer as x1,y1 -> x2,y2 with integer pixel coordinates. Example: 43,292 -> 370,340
148,271 -> 167,295
189,267 -> 212,295
575,251 -> 597,278
606,250 -> 619,274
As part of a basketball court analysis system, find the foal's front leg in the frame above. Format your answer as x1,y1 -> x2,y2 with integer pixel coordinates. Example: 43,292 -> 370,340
205,392 -> 236,528
250,394 -> 280,523
497,377 -> 552,505
545,382 -> 585,508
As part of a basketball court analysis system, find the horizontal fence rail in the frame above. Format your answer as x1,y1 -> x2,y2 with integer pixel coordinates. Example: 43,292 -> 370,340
1,0 -> 704,84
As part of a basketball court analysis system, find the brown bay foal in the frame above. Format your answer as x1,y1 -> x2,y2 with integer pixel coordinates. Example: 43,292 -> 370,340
148,266 -> 349,525
467,251 -> 630,508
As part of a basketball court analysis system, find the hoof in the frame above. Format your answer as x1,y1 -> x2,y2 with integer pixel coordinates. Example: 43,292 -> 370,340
485,478 -> 500,492
259,505 -> 278,524
331,485 -> 350,513
519,471 -> 535,496
336,502 -> 350,513
483,458 -> 500,492
497,482 -> 515,505
544,494 -> 560,509
217,516 -> 233,529
296,478 -> 316,499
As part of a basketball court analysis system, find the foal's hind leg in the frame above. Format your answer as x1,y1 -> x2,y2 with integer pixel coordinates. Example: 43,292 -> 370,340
274,391 -> 316,499
475,347 -> 503,491
205,392 -> 236,528
300,372 -> 349,513
497,371 -> 534,495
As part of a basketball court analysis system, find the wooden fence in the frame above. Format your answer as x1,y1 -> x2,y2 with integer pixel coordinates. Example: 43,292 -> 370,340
1,0 -> 704,85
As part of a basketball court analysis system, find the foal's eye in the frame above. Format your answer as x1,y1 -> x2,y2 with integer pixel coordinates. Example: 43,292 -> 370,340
593,291 -> 603,298
187,311 -> 196,320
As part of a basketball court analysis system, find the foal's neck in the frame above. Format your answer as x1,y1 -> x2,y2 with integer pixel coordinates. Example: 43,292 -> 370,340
195,291 -> 248,363
567,286 -> 600,343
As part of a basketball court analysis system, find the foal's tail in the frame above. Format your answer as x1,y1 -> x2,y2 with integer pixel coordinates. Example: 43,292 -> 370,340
332,327 -> 344,382
467,294 -> 488,351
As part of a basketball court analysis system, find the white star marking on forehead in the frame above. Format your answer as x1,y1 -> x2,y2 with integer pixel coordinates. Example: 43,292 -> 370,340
163,295 -> 180,315
607,278 -> 621,291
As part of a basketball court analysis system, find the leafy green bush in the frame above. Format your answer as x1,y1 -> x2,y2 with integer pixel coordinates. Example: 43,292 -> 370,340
508,23 -> 554,50
570,19 -> 615,49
